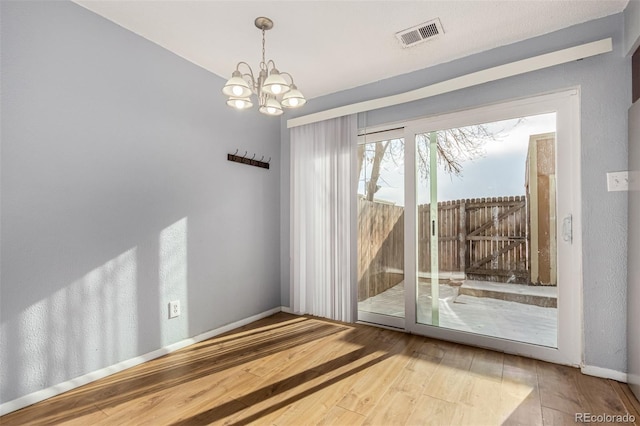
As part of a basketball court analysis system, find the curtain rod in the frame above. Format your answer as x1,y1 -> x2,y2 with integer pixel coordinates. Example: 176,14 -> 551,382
287,38 -> 612,129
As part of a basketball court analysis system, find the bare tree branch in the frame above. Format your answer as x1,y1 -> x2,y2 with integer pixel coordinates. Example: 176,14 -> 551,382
366,141 -> 390,201
358,122 -> 510,200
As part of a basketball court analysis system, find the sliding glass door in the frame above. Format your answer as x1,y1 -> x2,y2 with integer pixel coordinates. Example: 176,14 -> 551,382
413,116 -> 558,347
357,132 -> 406,328
358,90 -> 581,365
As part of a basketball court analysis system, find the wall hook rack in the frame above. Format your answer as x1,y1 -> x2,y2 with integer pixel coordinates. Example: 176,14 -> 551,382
227,150 -> 270,169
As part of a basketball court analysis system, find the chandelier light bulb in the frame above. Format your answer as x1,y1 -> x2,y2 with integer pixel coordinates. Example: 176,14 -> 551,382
262,69 -> 290,96
232,85 -> 245,96
270,84 -> 283,95
222,71 -> 252,98
227,97 -> 253,110
259,97 -> 283,116
281,84 -> 306,109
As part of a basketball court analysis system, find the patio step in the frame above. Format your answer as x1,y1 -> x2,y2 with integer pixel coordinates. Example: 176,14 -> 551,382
458,280 -> 557,308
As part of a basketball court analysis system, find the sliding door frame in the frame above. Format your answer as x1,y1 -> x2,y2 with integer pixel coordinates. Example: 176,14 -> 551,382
402,89 -> 582,366
356,128 -> 407,330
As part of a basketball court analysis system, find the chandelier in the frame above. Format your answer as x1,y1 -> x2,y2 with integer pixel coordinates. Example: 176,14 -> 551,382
222,17 -> 306,116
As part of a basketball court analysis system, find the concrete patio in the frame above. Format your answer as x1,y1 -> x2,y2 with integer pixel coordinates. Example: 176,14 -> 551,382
358,280 -> 557,347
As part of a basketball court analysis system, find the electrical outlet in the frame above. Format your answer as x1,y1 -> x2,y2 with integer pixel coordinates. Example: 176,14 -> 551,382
606,171 -> 629,192
168,300 -> 180,319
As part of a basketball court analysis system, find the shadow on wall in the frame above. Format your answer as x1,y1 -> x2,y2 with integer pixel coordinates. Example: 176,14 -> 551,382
1,0 -> 281,408
0,217 -> 189,405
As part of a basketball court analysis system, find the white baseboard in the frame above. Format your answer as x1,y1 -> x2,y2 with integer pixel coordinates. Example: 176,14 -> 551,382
281,306 -> 294,314
581,364 -> 628,382
0,306 -> 283,416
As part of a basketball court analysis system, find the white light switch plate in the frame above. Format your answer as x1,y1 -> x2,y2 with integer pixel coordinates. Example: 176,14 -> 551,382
607,171 -> 629,192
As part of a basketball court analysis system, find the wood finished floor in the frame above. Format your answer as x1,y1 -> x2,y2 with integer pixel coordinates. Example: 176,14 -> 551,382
2,312 -> 639,426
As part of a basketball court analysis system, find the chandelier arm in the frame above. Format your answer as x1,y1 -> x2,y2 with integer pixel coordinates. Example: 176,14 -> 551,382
265,59 -> 277,72
235,62 -> 258,92
235,61 -> 254,75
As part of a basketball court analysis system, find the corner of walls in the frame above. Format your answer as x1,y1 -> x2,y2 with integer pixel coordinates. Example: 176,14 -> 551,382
280,118 -> 291,309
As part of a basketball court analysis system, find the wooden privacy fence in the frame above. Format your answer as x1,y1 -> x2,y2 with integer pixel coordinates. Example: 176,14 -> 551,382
358,200 -> 404,301
419,196 -> 529,281
359,196 -> 529,301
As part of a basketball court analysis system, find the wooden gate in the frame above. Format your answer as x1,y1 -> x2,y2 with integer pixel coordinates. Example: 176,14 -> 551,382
417,195 -> 529,283
464,196 -> 529,283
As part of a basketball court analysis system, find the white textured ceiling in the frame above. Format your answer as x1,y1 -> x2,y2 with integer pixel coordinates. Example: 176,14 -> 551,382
73,0 -> 628,99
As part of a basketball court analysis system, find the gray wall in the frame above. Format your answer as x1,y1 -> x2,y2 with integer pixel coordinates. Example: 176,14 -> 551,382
1,1 -> 281,404
282,13 -> 630,372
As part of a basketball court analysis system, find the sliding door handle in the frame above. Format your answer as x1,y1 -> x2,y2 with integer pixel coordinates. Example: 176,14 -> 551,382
562,215 -> 572,243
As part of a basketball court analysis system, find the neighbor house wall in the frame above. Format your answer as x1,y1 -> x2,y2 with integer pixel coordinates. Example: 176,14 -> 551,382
0,0 -> 281,405
282,13 -> 630,374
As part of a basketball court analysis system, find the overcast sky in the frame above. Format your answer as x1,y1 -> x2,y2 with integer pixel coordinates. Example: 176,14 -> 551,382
358,112 -> 557,207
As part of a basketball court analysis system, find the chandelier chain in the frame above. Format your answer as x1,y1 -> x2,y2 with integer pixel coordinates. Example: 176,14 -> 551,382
261,28 -> 266,67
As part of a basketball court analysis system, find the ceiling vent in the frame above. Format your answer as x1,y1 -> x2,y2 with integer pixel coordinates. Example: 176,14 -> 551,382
395,18 -> 443,48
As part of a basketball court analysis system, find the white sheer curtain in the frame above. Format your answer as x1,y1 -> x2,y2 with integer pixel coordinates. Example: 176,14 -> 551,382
290,115 -> 357,322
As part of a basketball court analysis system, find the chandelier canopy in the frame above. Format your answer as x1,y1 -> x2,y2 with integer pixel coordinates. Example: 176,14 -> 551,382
223,17 -> 306,116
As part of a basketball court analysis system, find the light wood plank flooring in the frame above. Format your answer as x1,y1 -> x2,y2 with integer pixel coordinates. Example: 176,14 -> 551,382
2,313 -> 638,425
